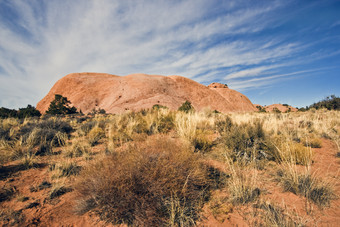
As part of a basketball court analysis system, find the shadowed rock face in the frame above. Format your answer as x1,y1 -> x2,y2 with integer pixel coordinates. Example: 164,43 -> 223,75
37,73 -> 257,114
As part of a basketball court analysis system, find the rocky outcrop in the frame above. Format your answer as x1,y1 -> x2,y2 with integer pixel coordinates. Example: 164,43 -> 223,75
254,103 -> 298,112
37,73 -> 257,114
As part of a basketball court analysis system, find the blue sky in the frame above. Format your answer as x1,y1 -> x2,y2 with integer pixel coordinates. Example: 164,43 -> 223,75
0,0 -> 339,109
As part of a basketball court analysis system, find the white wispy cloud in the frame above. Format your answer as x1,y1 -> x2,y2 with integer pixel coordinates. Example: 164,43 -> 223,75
229,68 -> 327,90
0,0 -> 336,108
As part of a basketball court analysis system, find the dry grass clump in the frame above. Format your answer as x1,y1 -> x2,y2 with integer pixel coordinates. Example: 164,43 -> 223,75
0,117 -> 73,161
49,181 -> 73,199
277,164 -> 335,207
0,118 -> 19,141
300,134 -> 322,148
75,136 -> 213,226
0,141 -> 12,165
87,126 -> 105,146
271,137 -> 313,166
63,138 -> 91,158
225,157 -> 261,205
209,197 -> 233,223
254,201 -> 305,226
77,121 -> 97,136
49,160 -> 81,179
20,152 -> 39,169
175,112 -> 215,153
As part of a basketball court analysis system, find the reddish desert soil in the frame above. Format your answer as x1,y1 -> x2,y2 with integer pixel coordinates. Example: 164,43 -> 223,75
199,138 -> 340,226
1,139 -> 339,226
36,73 -> 257,114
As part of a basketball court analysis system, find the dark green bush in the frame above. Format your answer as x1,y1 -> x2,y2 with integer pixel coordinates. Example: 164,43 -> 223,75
221,119 -> 273,162
37,118 -> 73,134
215,115 -> 233,134
17,105 -> 41,118
46,94 -> 78,115
152,104 -> 168,110
0,128 -> 11,140
0,107 -> 18,118
256,106 -> 266,113
309,95 -> 340,110
178,101 -> 195,113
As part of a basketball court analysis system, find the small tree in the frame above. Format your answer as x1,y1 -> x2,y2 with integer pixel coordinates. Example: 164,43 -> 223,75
256,105 -> 266,113
178,101 -> 195,113
0,107 -> 17,118
152,104 -> 168,110
17,105 -> 41,118
272,107 -> 281,113
46,94 -> 78,115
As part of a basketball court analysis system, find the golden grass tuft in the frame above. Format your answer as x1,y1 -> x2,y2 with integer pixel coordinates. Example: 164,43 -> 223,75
87,126 -> 105,146
49,160 -> 81,179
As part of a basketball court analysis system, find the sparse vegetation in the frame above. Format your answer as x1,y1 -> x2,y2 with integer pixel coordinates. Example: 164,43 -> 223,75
277,164 -> 335,207
0,105 -> 41,119
309,95 -> 340,110
0,104 -> 339,226
256,105 -> 266,113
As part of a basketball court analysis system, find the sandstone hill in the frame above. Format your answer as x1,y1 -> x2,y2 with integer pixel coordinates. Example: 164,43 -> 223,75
255,103 -> 298,112
37,73 -> 257,114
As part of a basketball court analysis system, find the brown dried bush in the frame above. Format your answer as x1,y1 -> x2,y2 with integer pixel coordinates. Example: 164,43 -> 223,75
75,136 -> 212,226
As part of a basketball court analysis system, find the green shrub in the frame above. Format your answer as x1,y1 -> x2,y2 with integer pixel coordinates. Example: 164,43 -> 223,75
152,104 -> 168,110
215,115 -> 233,134
178,101 -> 195,113
309,95 -> 340,110
256,106 -> 266,113
222,119 -> 272,162
17,105 -> 41,118
0,105 -> 41,119
46,94 -> 78,115
0,107 -> 18,118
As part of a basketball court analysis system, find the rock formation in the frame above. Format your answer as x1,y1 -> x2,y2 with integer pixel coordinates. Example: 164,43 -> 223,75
254,103 -> 298,112
37,73 -> 257,114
